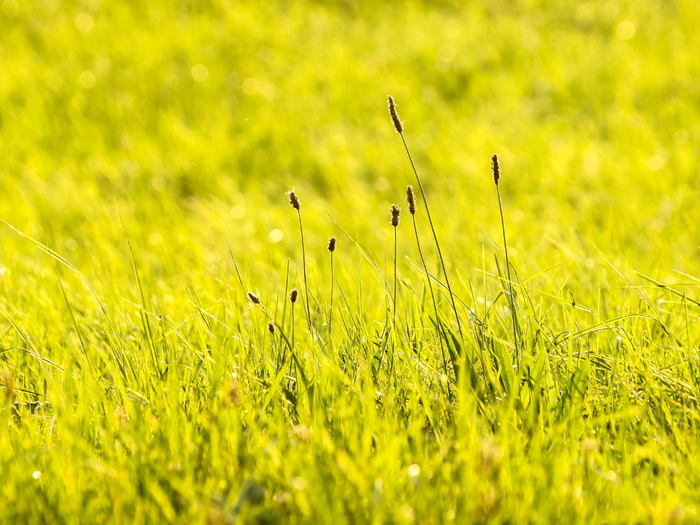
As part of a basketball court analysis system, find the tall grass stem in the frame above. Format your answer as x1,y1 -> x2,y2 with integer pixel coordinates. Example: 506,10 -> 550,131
297,210 -> 312,332
411,214 -> 449,377
494,157 -> 520,359
398,133 -> 463,340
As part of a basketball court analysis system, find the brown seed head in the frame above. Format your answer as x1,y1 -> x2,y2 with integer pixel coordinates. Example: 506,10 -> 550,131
491,154 -> 500,185
247,291 -> 260,304
387,96 -> 403,133
327,236 -> 337,252
390,204 -> 400,227
289,288 -> 299,303
406,185 -> 416,215
287,191 -> 301,210
267,321 -> 276,333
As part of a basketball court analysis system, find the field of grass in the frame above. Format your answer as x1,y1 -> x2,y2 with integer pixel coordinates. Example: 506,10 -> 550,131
2,0 -> 700,523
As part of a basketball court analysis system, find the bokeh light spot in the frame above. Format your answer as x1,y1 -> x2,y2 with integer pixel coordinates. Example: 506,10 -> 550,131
75,13 -> 94,33
268,229 -> 284,243
230,205 -> 245,219
242,78 -> 260,95
616,21 -> 636,41
648,155 -> 665,171
79,71 -> 96,89
191,64 -> 209,82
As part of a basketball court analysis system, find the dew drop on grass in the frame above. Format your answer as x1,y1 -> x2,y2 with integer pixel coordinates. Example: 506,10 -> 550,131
32,471 -> 41,480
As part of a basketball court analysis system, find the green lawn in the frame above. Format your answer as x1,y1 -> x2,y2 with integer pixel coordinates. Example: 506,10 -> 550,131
2,1 -> 700,523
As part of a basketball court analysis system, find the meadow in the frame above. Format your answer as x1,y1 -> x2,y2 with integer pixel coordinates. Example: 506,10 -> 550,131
1,0 -> 700,523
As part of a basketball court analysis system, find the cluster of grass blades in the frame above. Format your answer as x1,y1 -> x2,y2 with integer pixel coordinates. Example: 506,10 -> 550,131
1,95 -> 700,524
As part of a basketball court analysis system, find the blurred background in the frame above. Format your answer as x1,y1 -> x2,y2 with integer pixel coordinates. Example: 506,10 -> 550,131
1,0 -> 698,302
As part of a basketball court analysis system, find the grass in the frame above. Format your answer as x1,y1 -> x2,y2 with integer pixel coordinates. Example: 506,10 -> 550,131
2,1 -> 700,523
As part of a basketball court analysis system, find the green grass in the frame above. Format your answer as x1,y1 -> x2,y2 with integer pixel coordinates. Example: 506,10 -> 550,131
2,1 -> 700,523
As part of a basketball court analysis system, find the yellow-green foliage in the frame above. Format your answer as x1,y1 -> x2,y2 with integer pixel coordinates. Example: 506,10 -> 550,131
1,1 -> 700,523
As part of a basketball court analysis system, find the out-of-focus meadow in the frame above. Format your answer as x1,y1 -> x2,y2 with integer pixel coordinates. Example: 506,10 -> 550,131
1,1 -> 700,523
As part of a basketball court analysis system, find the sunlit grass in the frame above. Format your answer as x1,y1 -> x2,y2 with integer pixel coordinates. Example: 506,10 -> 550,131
2,1 -> 700,523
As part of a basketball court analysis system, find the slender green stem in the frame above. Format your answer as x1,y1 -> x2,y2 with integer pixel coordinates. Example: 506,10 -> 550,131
329,252 -> 335,338
496,183 -> 520,359
393,226 -> 398,331
257,299 -> 309,389
390,225 -> 398,378
297,209 -> 312,332
276,329 -> 286,375
412,215 -> 449,378
399,133 -> 463,341
290,303 -> 296,382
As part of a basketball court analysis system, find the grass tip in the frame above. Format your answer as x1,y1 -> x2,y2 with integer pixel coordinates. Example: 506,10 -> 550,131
287,190 -> 301,210
387,96 -> 403,133
327,236 -> 337,252
406,185 -> 416,215
390,204 -> 401,227
491,154 -> 500,185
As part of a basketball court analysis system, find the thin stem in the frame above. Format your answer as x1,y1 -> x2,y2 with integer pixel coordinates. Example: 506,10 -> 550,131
297,209 -> 312,332
329,252 -> 335,338
496,183 -> 520,359
412,215 -> 449,378
390,225 -> 398,378
290,304 -> 296,383
399,133 -> 463,341
393,226 -> 398,331
274,316 -> 283,373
